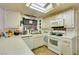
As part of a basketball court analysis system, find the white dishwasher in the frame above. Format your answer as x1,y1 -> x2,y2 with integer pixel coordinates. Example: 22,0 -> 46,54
43,35 -> 49,46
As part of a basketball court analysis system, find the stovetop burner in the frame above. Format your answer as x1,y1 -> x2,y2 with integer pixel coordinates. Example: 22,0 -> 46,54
50,32 -> 63,36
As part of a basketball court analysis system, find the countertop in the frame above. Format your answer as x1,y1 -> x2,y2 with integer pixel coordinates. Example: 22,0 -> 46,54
0,36 -> 34,55
21,34 -> 43,38
20,32 -> 76,39
49,33 -> 76,39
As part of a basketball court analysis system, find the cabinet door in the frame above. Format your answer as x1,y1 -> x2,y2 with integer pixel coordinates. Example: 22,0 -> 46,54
62,39 -> 72,55
22,37 -> 33,49
63,9 -> 74,28
32,35 -> 44,49
58,18 -> 64,26
51,20 -> 59,27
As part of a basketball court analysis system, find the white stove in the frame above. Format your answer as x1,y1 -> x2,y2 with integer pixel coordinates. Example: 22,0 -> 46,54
48,32 -> 64,54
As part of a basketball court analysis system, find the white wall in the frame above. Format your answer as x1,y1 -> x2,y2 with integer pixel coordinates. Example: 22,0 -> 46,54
0,8 -> 4,32
75,9 -> 79,55
0,8 -> 23,31
4,9 -> 22,28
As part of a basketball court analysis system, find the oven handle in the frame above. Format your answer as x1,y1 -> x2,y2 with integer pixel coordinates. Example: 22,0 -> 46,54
49,37 -> 61,40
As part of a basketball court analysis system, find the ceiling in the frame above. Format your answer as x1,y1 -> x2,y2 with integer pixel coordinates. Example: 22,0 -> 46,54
0,3 -> 79,18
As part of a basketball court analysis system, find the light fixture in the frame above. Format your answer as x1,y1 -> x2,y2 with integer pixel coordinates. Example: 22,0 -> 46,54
30,6 -> 45,13
31,4 -> 45,11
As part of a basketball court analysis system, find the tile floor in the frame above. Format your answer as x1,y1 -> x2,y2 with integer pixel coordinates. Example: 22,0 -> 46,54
32,45 -> 58,55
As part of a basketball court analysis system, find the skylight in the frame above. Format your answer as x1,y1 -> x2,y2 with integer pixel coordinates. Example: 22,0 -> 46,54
31,3 -> 45,11
30,6 -> 45,13
34,3 -> 47,8
26,3 -> 53,13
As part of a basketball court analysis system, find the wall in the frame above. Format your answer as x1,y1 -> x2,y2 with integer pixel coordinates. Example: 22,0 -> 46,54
0,8 -> 4,32
0,8 -> 23,32
75,8 -> 79,55
4,9 -> 22,29
42,16 -> 55,34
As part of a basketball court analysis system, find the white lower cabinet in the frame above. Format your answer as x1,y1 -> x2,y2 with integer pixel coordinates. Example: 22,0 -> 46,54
22,35 -> 76,55
43,35 -> 49,46
22,35 -> 44,50
22,36 -> 33,49
32,35 -> 44,49
62,39 -> 72,55
62,37 -> 77,55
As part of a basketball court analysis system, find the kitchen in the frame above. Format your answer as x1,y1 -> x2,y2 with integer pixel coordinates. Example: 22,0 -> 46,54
0,3 -> 79,55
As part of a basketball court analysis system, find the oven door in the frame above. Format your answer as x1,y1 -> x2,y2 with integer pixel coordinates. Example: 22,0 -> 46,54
48,37 -> 61,51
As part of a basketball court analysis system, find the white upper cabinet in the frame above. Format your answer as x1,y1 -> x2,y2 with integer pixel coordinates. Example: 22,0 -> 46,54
50,18 -> 64,27
4,9 -> 22,28
49,9 -> 75,28
53,9 -> 75,28
63,9 -> 75,28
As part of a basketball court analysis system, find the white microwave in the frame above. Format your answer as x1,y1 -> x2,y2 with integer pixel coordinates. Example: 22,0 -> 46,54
50,18 -> 64,27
